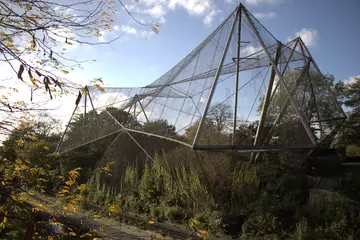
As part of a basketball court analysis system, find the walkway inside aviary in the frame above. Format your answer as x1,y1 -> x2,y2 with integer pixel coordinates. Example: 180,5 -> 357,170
57,3 -> 346,164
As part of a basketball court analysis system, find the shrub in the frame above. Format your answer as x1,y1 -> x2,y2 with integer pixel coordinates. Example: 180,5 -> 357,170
230,162 -> 261,213
165,207 -> 186,223
346,145 -> 360,157
291,218 -> 311,240
241,211 -> 282,238
307,191 -> 360,239
150,205 -> 166,221
339,172 -> 360,201
304,152 -> 342,176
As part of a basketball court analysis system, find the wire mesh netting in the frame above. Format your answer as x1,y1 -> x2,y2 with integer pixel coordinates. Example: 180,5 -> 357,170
57,5 -> 345,156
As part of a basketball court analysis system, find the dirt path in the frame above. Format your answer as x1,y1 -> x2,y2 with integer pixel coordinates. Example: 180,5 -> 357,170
27,194 -> 177,239
27,194 -> 225,239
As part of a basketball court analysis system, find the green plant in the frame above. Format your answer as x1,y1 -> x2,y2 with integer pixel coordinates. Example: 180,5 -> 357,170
307,192 -> 360,239
241,211 -> 281,238
150,205 -> 166,221
346,145 -> 360,157
340,172 -> 360,201
291,218 -> 310,240
165,207 -> 186,223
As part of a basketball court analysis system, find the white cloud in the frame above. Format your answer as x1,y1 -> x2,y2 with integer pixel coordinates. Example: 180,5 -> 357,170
159,16 -> 166,24
203,8 -> 220,26
289,28 -> 318,47
344,75 -> 360,85
143,4 -> 167,18
241,45 -> 262,56
120,25 -> 138,35
136,0 -> 220,27
124,4 -> 136,11
245,0 -> 284,5
99,25 -> 137,42
253,12 -> 277,20
224,0 -> 235,4
168,0 -> 210,15
142,0 -> 168,6
168,0 -> 219,26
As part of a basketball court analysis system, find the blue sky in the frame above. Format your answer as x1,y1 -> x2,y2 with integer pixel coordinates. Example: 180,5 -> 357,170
66,0 -> 360,88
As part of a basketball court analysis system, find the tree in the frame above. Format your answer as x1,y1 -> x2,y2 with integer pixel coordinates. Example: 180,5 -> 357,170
0,1 -> 159,238
0,0 -> 159,133
207,103 -> 232,132
142,119 -> 176,137
235,122 -> 258,145
1,114 -> 61,163
33,113 -> 61,140
334,77 -> 360,146
256,70 -> 343,146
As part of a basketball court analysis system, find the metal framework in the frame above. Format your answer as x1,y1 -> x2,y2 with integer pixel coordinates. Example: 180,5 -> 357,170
56,4 -> 346,163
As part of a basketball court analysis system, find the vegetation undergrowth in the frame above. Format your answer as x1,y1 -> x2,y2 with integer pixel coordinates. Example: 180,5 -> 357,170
80,154 -> 360,239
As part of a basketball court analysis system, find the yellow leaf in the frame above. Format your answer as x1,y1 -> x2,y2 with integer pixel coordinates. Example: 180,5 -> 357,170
189,218 -> 200,228
15,139 -> 25,146
58,188 -> 69,194
30,76 -> 39,88
28,135 -> 37,141
152,27 -> 159,34
68,232 -> 77,236
32,207 -> 41,213
77,184 -> 87,191
80,233 -> 93,238
108,204 -> 120,215
65,180 -> 75,186
198,230 -> 208,237
148,220 -> 155,225
94,84 -> 105,93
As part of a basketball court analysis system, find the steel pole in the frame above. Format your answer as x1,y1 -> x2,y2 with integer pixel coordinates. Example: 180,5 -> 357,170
232,8 -> 242,145
193,6 -> 240,147
83,86 -> 87,143
55,104 -> 79,153
136,94 -> 150,123
86,87 -> 101,127
105,109 -> 154,161
242,8 -> 317,146
298,38 -> 346,119
254,61 -> 311,162
268,39 -> 299,105
250,42 -> 281,163
253,61 -> 311,162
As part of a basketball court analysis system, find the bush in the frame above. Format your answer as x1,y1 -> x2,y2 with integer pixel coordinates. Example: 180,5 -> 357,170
165,207 -> 187,223
241,212 -> 282,238
346,145 -> 360,157
150,205 -> 166,221
291,218 -> 311,240
306,191 -> 360,239
305,153 -> 342,176
339,172 -> 360,201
